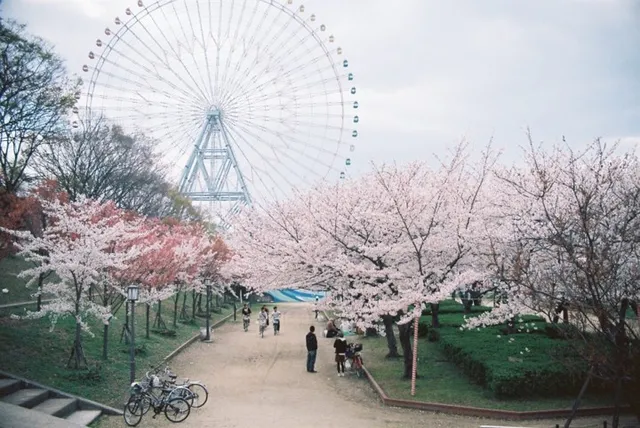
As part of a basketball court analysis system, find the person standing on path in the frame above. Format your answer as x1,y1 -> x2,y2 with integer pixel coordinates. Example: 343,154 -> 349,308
306,325 -> 318,373
314,295 -> 319,319
272,306 -> 281,335
333,332 -> 348,376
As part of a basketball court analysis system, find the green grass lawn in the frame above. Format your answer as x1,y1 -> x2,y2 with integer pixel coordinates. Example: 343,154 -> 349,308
363,334 -> 614,411
0,294 -> 234,408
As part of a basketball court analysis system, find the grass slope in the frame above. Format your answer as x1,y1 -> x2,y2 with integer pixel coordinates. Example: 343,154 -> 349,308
0,293 -> 234,408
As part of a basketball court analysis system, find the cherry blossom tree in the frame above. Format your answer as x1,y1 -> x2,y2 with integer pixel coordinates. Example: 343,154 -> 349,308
225,142 -> 497,381
3,196 -> 148,368
468,136 -> 640,428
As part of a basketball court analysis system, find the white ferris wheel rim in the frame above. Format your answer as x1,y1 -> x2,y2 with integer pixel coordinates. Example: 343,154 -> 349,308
80,0 -> 359,208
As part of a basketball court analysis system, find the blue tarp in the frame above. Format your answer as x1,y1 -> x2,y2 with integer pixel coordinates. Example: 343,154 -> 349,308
266,289 -> 325,302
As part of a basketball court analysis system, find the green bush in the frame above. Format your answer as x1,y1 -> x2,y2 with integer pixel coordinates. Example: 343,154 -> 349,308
438,324 -> 587,398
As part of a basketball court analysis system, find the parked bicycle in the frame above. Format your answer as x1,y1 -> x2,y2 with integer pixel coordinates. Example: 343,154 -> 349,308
162,367 -> 209,408
346,342 -> 364,378
123,366 -> 208,426
123,379 -> 190,426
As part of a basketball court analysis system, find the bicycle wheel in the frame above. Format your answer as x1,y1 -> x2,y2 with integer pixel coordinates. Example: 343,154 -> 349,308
168,386 -> 195,408
355,357 -> 364,378
164,397 -> 191,423
123,396 -> 144,427
188,383 -> 209,408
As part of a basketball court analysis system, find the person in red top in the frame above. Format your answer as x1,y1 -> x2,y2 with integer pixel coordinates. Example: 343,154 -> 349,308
333,332 -> 348,377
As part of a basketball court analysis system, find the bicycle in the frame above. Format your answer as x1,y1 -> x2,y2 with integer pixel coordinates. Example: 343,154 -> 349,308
124,380 -> 191,426
163,367 -> 209,408
346,343 -> 364,378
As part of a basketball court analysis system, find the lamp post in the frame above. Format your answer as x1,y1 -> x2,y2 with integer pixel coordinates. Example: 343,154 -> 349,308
127,285 -> 139,384
205,279 -> 212,341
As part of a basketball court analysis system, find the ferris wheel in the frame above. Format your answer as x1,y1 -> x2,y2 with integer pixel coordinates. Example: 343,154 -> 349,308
81,0 -> 359,223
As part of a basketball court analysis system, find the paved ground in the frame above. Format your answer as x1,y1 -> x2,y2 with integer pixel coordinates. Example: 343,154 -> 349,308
98,303 -> 636,428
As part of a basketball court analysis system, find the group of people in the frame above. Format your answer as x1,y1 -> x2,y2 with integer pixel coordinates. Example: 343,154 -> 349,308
241,303 -> 281,338
305,324 -> 349,376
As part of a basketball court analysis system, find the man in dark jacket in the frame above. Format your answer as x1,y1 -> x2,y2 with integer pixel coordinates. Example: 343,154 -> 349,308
306,325 -> 318,373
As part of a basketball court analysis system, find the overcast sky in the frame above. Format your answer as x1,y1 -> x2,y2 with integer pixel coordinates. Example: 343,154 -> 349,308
3,0 -> 640,177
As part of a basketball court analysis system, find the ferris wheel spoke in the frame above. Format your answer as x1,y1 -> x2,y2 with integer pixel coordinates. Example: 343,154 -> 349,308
181,0 -> 216,99
213,0 -> 223,99
227,117 -> 343,162
88,70 -> 198,111
219,14 -> 330,103
121,14 -> 211,104
223,48 -> 337,110
92,96 -> 199,118
229,120 -> 340,175
231,76 -> 343,112
195,0 -> 215,100
89,51 -> 199,106
215,4 -> 280,104
222,125 -> 286,200
229,108 -> 345,134
219,27 -> 318,108
219,3 -> 316,104
217,0 -> 247,95
225,124 -> 313,197
145,7 -> 212,102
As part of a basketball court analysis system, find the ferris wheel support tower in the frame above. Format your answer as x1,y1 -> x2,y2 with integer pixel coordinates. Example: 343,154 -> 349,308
179,109 -> 252,219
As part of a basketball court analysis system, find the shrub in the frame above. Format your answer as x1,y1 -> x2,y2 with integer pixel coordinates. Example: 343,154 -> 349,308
438,323 -> 588,398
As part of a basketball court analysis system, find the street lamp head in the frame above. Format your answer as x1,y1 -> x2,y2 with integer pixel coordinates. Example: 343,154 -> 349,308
127,285 -> 139,301
204,278 -> 211,286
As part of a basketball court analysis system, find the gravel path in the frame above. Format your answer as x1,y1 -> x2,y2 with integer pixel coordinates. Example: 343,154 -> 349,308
98,303 -> 635,428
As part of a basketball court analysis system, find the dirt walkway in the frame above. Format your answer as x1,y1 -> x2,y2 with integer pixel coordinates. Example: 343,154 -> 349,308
98,304 -> 633,428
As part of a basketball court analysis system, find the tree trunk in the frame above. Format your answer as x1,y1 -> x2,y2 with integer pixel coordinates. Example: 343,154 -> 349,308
564,366 -> 593,428
145,304 -> 150,339
102,322 -> 109,360
398,321 -> 416,379
612,375 -> 623,428
120,304 -> 130,344
430,303 -> 440,328
153,300 -> 167,330
173,292 -> 179,328
180,292 -> 188,321
68,320 -> 87,369
191,290 -> 197,320
382,315 -> 401,358
197,293 -> 203,313
36,272 -> 45,311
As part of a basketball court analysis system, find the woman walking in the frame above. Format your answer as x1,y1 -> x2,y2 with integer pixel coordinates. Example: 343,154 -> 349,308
258,307 -> 268,338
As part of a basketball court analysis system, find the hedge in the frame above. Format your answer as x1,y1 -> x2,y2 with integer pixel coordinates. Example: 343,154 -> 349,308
419,309 -> 594,398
